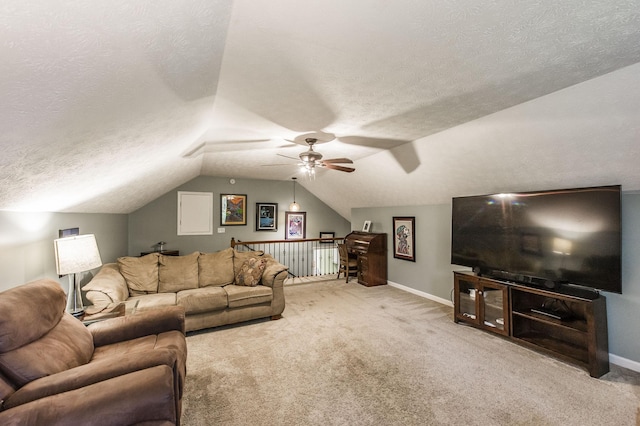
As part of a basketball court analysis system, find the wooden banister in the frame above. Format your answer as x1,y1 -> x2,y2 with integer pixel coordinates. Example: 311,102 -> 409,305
231,237 -> 343,247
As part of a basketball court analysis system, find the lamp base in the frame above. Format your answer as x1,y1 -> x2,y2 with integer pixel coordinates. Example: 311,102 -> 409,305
69,308 -> 85,319
66,273 -> 85,320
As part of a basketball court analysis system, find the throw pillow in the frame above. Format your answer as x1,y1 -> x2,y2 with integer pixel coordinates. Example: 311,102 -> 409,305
117,253 -> 159,296
199,247 -> 235,287
234,257 -> 267,287
233,249 -> 264,276
158,252 -> 199,293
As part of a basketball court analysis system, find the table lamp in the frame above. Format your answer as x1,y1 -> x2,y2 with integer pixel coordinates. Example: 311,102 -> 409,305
54,234 -> 103,318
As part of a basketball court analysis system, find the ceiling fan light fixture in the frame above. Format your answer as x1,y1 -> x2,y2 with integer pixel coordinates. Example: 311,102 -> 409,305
302,162 -> 316,179
299,151 -> 322,164
275,136 -> 355,177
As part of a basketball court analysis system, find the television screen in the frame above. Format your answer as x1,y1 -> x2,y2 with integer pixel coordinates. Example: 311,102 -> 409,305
451,185 -> 622,294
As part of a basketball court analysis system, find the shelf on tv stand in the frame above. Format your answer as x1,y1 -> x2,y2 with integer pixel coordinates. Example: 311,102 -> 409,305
513,331 -> 590,365
512,310 -> 589,333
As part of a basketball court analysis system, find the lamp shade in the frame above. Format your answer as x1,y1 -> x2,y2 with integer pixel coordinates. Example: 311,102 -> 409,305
54,234 -> 103,275
289,177 -> 300,211
288,201 -> 300,211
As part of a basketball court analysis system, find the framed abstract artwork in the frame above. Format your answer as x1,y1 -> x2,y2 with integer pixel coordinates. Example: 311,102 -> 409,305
221,194 -> 247,226
256,202 -> 278,231
285,211 -> 306,240
393,216 -> 415,262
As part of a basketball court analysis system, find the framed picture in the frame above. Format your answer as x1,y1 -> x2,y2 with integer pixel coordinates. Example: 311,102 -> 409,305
221,194 -> 247,226
58,227 -> 79,238
256,202 -> 278,231
362,220 -> 371,232
285,211 -> 306,240
319,231 -> 335,243
393,216 -> 415,262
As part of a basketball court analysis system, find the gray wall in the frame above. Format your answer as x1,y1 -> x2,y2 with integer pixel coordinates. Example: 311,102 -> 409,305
351,205 -> 455,302
352,192 -> 640,366
0,211 -> 128,293
128,176 -> 351,256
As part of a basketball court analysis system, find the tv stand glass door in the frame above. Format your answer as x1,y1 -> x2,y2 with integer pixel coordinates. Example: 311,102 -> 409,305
454,272 -> 509,336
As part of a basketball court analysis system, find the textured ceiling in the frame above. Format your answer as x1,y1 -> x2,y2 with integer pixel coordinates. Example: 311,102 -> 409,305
1,1 -> 640,218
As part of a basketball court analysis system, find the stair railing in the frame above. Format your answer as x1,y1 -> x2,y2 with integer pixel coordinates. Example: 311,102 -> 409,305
230,237 -> 345,278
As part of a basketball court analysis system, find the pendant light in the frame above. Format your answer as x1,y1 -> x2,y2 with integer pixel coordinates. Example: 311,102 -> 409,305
288,177 -> 300,211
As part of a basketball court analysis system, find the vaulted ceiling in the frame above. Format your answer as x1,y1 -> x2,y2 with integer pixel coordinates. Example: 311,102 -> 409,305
2,1 -> 640,219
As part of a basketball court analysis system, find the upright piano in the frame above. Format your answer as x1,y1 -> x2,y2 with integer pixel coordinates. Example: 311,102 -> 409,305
344,231 -> 388,286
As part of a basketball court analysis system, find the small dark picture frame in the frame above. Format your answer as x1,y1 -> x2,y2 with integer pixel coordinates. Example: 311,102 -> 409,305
59,227 -> 79,238
393,216 -> 415,262
256,203 -> 278,231
285,211 -> 306,240
221,194 -> 247,226
319,231 -> 335,244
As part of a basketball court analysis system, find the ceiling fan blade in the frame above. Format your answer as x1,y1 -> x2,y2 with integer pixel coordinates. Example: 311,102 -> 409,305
321,158 -> 353,164
276,153 -> 300,161
322,163 -> 355,173
182,139 -> 277,157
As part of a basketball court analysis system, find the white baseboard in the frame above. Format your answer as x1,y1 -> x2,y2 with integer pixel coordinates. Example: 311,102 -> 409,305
387,281 -> 640,374
387,280 -> 453,307
609,354 -> 640,373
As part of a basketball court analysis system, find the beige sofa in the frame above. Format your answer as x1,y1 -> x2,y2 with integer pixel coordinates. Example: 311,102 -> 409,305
83,248 -> 288,332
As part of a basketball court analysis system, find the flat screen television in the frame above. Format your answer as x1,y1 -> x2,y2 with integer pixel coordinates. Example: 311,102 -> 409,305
451,185 -> 622,295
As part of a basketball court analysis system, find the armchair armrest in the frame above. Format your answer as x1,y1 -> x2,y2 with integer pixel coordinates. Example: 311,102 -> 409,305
0,365 -> 177,426
89,306 -> 185,347
3,350 -> 180,409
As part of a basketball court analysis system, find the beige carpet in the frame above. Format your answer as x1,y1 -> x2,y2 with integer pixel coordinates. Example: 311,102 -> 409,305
182,279 -> 640,425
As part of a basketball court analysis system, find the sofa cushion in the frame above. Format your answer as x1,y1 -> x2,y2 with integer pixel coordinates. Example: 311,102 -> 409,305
177,287 -> 228,314
224,284 -> 273,308
118,253 -> 159,296
199,248 -> 234,287
128,293 -> 177,311
233,249 -> 264,276
235,257 -> 267,286
0,280 -> 66,352
158,252 -> 199,293
0,314 -> 94,388
0,281 -> 94,387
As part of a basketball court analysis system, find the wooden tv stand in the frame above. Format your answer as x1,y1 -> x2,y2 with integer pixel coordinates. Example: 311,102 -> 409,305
453,271 -> 609,377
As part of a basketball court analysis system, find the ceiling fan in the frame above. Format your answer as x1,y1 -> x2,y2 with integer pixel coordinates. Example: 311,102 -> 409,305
278,138 -> 355,175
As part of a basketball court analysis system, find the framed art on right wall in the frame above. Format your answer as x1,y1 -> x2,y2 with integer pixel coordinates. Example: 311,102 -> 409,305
285,211 -> 306,240
393,216 -> 415,262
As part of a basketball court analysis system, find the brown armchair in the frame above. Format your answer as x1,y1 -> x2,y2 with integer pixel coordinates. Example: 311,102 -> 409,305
0,279 -> 187,426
